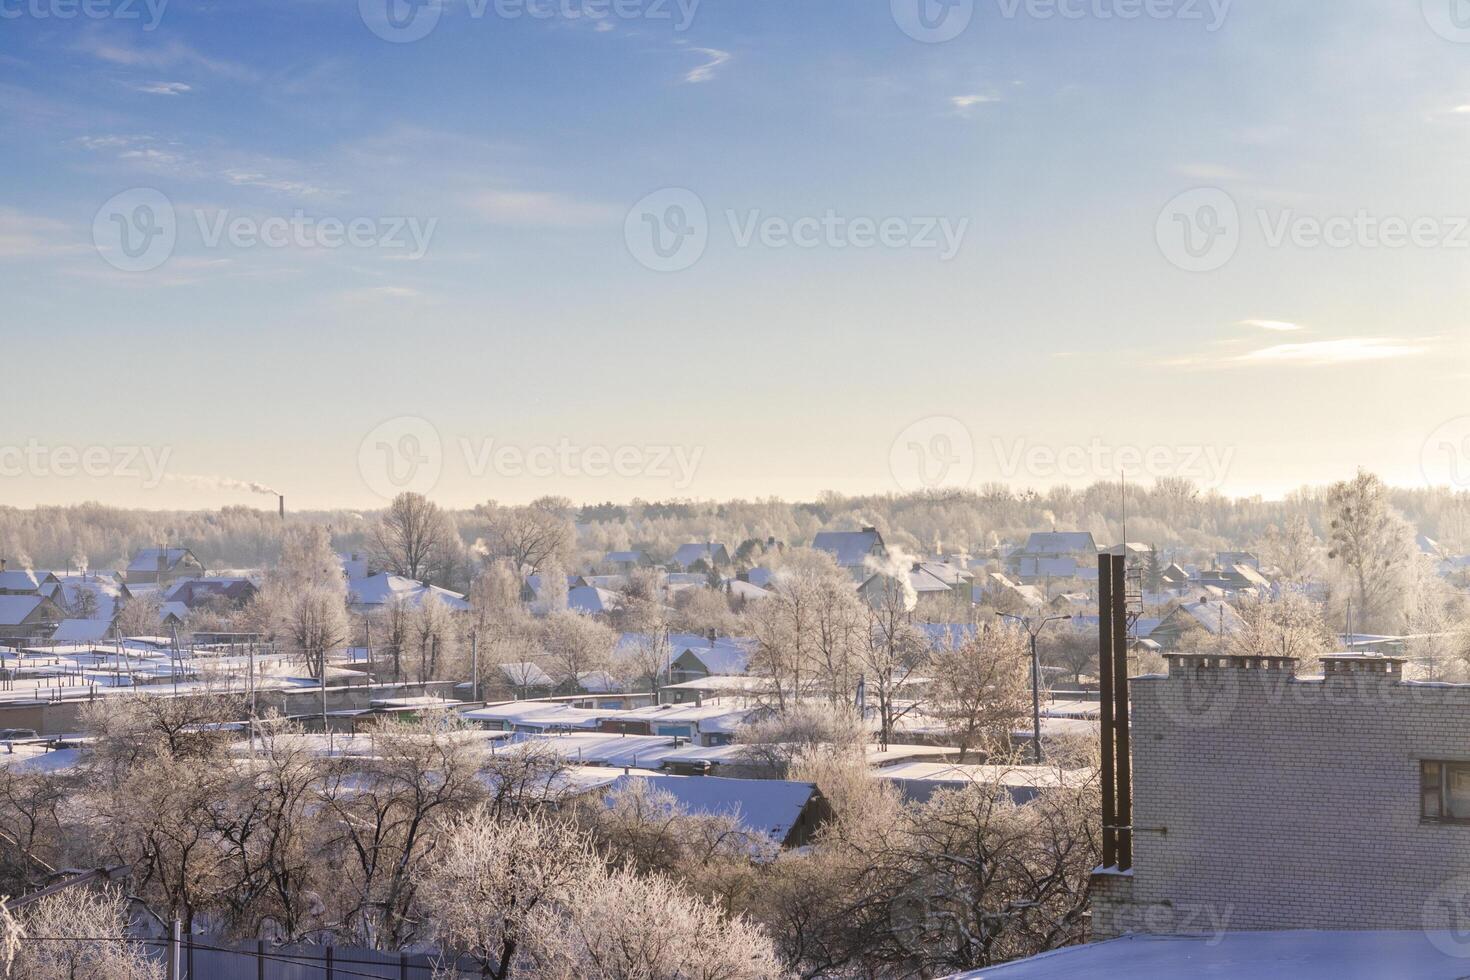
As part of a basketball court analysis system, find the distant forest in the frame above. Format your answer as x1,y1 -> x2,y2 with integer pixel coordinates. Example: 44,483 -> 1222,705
4,477 -> 1469,579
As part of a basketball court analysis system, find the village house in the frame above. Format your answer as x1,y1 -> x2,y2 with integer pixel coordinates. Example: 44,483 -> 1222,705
670,542 -> 731,570
1148,596 -> 1246,650
811,526 -> 887,579
345,572 -> 469,614
0,594 -> 65,640
1008,531 -> 1098,581
667,633 -> 754,684
124,547 -> 205,587
602,550 -> 652,572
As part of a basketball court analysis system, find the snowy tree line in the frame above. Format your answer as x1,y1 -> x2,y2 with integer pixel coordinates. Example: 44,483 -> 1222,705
0,697 -> 1099,979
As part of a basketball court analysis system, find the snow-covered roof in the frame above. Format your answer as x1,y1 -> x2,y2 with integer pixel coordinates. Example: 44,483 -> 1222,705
916,561 -> 972,585
672,543 -> 728,567
520,732 -> 683,769
51,619 -> 113,643
346,573 -> 469,611
616,699 -> 760,733
948,930 -> 1470,979
1019,532 -> 1097,555
0,570 -> 40,592
1171,598 -> 1247,635
671,637 -> 753,676
745,567 -> 774,588
603,551 -> 644,564
605,773 -> 819,844
568,586 -> 620,615
811,529 -> 884,567
576,670 -> 622,694
725,580 -> 772,601
873,762 -> 1092,804
0,595 -> 51,627
127,548 -> 196,573
498,662 -> 555,688
50,576 -> 123,621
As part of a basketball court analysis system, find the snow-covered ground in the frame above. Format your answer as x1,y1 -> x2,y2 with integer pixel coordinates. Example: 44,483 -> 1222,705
950,931 -> 1470,978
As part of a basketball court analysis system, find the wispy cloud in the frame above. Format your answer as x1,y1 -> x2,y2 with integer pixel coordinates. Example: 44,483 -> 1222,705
950,94 -> 999,114
1162,334 -> 1434,369
134,81 -> 192,96
0,209 -> 87,260
74,30 -> 253,81
1235,337 -> 1430,366
1238,319 -> 1302,332
468,190 -> 617,227
684,47 -> 730,84
76,135 -> 339,199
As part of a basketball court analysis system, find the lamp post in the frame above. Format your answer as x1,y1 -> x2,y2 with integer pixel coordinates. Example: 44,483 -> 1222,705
996,611 -> 1074,764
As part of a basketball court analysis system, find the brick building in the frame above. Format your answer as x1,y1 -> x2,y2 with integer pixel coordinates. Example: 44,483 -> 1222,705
1093,652 -> 1470,938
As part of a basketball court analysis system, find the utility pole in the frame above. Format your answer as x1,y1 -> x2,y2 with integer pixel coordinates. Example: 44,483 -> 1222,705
168,917 -> 181,980
471,629 -> 479,702
997,611 -> 1074,764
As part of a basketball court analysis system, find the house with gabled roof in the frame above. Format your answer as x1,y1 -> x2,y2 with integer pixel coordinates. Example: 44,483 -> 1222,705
0,594 -> 64,640
0,562 -> 48,595
346,573 -> 469,613
671,542 -> 731,570
1150,597 -> 1246,650
125,547 -> 205,586
603,551 -> 651,572
811,527 -> 887,578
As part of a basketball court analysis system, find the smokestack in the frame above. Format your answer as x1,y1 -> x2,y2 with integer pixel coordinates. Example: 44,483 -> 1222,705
1098,554 -> 1116,868
279,495 -> 285,520
1096,553 -> 1133,872
1111,552 -> 1132,872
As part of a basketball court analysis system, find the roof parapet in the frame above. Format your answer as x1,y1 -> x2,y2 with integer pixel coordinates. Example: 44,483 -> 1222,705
1163,652 -> 1299,677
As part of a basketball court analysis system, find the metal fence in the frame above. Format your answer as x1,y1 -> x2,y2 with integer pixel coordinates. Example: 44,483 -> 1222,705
146,937 -> 455,980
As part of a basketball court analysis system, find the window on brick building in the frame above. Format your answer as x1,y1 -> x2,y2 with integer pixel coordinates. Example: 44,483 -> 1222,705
1422,761 -> 1470,823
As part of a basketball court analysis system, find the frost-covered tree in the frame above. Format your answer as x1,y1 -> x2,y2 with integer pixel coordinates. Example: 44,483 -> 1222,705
476,497 -> 575,580
0,885 -> 162,980
928,625 -> 1031,763
370,492 -> 458,584
1327,470 -> 1416,631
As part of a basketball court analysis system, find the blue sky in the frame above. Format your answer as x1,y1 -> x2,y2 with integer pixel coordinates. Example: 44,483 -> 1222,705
3,0 -> 1470,508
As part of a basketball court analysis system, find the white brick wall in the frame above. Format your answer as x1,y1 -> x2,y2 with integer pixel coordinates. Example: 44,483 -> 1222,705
1093,656 -> 1470,938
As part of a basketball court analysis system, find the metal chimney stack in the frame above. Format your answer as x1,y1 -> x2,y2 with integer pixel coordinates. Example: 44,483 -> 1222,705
1097,553 -> 1132,871
278,495 -> 285,520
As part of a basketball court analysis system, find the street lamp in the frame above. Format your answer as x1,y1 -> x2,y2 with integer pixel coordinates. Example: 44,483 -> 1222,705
996,611 -> 1074,764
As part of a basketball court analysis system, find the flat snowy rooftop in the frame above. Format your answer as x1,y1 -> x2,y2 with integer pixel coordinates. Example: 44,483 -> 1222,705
951,931 -> 1470,979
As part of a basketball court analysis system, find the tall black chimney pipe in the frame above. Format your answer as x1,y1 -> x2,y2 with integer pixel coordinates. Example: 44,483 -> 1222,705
1098,554 -> 1116,868
1111,552 -> 1132,872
